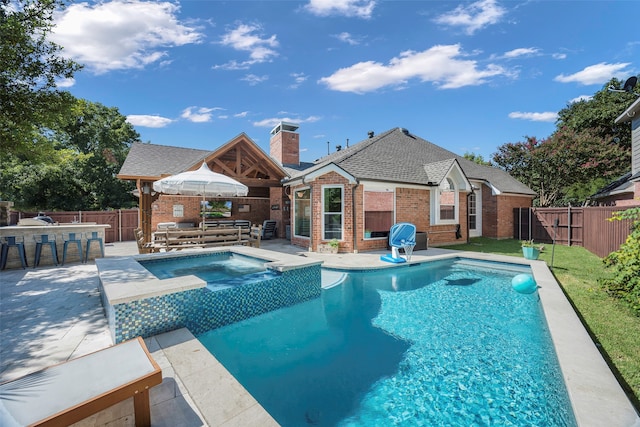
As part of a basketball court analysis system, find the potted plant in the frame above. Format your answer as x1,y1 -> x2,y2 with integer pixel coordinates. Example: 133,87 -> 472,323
319,239 -> 340,254
521,240 -> 544,260
364,229 -> 372,238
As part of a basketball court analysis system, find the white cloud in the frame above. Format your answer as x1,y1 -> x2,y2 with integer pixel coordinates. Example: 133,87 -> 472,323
55,77 -> 75,88
127,115 -> 173,127
552,53 -> 567,60
234,111 -> 249,118
334,32 -> 360,45
253,116 -> 321,128
434,0 -> 506,35
290,72 -> 308,88
305,0 -> 376,18
181,106 -> 218,123
508,111 -> 558,122
241,74 -> 269,85
215,23 -> 278,69
51,1 -> 202,74
554,62 -> 631,85
503,47 -> 539,59
319,44 -> 511,93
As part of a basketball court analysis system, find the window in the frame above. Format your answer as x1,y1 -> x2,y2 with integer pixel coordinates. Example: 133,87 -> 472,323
294,188 -> 310,238
323,186 -> 343,240
469,192 -> 477,230
172,204 -> 184,218
364,190 -> 393,238
433,178 -> 458,224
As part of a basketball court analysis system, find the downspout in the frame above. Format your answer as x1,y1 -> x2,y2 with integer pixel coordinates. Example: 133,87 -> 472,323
352,183 -> 359,253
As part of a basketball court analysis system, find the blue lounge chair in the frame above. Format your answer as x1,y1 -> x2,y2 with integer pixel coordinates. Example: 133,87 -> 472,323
380,223 -> 416,263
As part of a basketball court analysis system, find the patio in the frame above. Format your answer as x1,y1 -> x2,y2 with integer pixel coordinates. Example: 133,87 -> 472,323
1,240 -> 637,426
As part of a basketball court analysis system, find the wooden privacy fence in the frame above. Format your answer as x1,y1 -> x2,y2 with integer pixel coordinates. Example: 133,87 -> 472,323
514,206 -> 637,258
8,209 -> 139,243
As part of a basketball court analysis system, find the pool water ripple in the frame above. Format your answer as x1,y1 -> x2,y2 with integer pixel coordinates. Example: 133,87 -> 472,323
199,259 -> 577,426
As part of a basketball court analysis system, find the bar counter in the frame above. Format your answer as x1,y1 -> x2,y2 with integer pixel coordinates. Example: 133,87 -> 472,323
0,223 -> 111,270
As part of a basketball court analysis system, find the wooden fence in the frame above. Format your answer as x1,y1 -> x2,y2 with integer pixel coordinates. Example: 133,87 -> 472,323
9,209 -> 139,243
514,206 -> 637,258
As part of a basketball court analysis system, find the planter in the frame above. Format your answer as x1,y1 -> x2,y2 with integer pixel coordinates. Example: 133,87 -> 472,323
318,244 -> 338,254
522,246 -> 540,260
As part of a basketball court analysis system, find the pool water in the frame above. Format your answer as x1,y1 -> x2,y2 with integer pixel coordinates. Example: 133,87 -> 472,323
138,252 -> 279,289
198,259 -> 577,426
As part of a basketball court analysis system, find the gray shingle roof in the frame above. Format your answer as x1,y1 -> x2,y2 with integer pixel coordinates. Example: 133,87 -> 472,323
288,128 -> 535,195
119,142 -> 210,178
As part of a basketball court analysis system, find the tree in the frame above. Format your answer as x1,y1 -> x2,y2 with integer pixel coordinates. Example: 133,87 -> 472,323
0,0 -> 81,161
463,152 -> 491,166
556,78 -> 636,151
492,79 -> 635,206
0,100 -> 139,210
55,100 -> 140,209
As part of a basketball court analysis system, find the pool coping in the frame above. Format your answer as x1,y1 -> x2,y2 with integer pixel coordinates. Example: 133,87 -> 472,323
99,248 -> 640,426
96,246 -> 323,305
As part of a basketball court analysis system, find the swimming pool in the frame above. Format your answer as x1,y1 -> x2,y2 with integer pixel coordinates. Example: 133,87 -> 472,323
138,252 -> 280,290
198,258 -> 577,426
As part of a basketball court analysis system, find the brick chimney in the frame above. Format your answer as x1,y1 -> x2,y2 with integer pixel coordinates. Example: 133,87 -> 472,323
270,122 -> 300,166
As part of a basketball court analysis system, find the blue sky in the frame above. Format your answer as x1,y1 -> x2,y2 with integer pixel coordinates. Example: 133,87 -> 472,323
50,0 -> 638,162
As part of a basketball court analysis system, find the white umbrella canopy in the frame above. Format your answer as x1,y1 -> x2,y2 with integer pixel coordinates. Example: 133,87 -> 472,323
153,162 -> 248,197
153,162 -> 248,228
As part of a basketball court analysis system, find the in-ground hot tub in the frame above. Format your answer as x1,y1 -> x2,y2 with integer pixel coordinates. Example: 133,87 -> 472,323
96,246 -> 322,343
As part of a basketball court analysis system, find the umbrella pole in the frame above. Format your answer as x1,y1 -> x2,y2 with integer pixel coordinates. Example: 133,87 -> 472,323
202,194 -> 205,230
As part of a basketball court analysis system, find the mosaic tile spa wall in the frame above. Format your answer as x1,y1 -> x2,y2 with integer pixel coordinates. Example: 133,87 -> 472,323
104,264 -> 321,343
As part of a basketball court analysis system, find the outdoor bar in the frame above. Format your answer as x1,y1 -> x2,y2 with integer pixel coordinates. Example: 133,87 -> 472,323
0,223 -> 110,270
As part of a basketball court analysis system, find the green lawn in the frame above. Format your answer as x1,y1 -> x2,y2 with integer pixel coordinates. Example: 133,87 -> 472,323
440,237 -> 640,408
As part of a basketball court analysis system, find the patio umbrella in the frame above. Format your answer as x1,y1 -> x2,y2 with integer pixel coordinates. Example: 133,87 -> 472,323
153,162 -> 248,228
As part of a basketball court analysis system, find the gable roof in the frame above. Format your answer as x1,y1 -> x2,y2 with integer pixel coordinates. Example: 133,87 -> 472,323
285,127 -> 535,196
118,142 -> 210,180
118,134 -> 288,183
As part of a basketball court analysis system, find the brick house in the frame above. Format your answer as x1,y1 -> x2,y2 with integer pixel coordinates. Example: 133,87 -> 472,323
118,133 -> 288,241
277,125 -> 535,253
590,96 -> 640,206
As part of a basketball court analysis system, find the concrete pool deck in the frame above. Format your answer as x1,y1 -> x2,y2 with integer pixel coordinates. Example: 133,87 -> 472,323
1,240 -> 638,426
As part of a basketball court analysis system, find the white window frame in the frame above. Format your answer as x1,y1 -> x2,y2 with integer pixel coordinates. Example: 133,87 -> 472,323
322,185 -> 344,241
293,187 -> 311,239
431,178 -> 459,225
363,188 -> 395,240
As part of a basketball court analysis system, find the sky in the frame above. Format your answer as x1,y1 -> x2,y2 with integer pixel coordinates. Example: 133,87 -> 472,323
49,0 -> 639,163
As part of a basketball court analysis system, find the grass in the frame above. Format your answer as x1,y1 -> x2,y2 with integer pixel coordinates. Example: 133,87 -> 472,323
440,237 -> 640,408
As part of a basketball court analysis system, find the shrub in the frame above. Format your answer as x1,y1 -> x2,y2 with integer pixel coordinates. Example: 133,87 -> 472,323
600,207 -> 640,315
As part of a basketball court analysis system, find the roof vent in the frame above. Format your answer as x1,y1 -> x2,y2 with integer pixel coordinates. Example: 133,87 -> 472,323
368,131 -> 374,138
401,128 -> 409,135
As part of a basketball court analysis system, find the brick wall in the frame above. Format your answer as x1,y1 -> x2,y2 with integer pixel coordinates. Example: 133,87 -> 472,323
495,194 -> 532,239
151,195 -> 271,229
270,131 -> 299,166
482,184 -> 497,238
290,176 -> 474,252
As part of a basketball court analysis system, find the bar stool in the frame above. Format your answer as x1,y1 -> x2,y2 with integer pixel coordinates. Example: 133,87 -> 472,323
85,231 -> 104,262
1,236 -> 28,269
34,234 -> 59,267
62,232 -> 84,265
